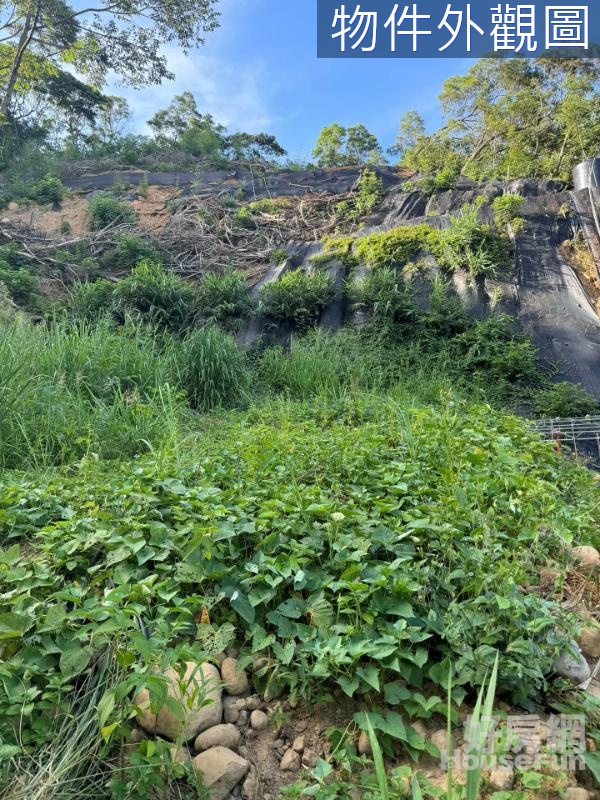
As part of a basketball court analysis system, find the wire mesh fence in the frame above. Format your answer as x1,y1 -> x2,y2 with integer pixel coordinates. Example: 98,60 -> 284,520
530,416 -> 600,458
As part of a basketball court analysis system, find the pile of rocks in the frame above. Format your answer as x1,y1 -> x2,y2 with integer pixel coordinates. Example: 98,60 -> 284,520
133,656 -> 268,799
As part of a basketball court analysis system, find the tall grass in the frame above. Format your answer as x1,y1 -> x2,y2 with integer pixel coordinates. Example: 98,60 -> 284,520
0,318 -> 184,469
176,325 -> 250,412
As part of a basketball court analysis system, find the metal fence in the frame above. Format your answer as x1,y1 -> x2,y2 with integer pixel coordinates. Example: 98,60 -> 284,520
530,416 -> 600,457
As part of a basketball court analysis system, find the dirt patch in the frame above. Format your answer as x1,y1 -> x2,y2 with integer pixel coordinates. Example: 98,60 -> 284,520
1,186 -> 181,239
560,234 -> 600,316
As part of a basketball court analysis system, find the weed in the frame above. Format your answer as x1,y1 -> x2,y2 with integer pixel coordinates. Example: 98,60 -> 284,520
88,194 -> 137,230
113,260 -> 196,331
492,194 -> 524,227
258,270 -> 334,328
531,382 -> 599,418
195,270 -> 252,329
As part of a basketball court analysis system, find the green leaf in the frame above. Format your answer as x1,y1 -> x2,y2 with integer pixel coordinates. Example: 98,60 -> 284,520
584,752 -> 600,786
357,665 -> 380,691
0,612 -> 33,641
59,645 -> 92,678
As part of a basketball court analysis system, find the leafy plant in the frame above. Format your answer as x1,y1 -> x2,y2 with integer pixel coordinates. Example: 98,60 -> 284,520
195,270 -> 252,329
353,225 -> 438,269
88,194 -> 137,230
531,382 -> 599,419
492,194 -> 524,227
258,270 -> 334,328
114,260 -> 196,330
350,266 -> 418,324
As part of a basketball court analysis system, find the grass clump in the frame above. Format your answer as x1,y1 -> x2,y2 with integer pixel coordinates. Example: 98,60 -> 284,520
69,279 -> 116,321
434,202 -> 511,278
88,193 -> 137,230
0,318 -> 184,468
258,269 -> 334,328
492,193 -> 524,227
310,236 -> 356,268
177,325 -> 250,411
195,270 -> 252,329
350,266 -> 418,324
113,260 -> 196,331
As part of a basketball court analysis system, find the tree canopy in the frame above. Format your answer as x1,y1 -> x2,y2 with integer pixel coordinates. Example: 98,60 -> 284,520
392,58 -> 600,182
0,0 -> 219,121
312,123 -> 384,167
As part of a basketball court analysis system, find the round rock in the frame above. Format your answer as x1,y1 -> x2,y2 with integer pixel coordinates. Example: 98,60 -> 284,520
135,661 -> 222,741
571,546 -> 600,571
192,746 -> 249,800
221,657 -> 250,696
250,709 -> 269,731
280,748 -> 301,772
195,723 -> 242,752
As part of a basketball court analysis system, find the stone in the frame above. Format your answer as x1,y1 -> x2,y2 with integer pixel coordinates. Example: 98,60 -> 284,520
280,748 -> 302,772
411,721 -> 427,739
135,662 -> 222,741
241,768 -> 260,800
225,706 -> 240,724
245,696 -> 261,711
292,735 -> 305,753
430,729 -> 451,753
571,546 -> 600,571
192,746 -> 249,800
250,709 -> 269,731
358,730 -> 371,755
194,724 -> 241,752
565,788 -> 590,800
236,710 -> 248,727
488,769 -> 514,791
170,745 -> 190,764
303,748 -> 319,768
221,657 -> 250,696
579,620 -> 600,659
554,641 -> 591,685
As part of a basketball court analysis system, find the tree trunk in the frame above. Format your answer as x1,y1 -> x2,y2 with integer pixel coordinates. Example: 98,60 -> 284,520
0,6 -> 40,118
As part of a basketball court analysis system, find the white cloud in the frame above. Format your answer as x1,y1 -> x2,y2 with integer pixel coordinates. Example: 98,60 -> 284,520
117,45 -> 275,135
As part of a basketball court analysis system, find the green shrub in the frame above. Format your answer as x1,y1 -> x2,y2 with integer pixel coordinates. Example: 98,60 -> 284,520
417,167 -> 459,195
434,203 -> 511,277
311,236 -> 357,268
114,234 -> 160,267
350,266 -> 418,324
114,260 -> 196,331
195,271 -> 252,329
353,225 -> 438,269
88,194 -> 137,230
177,325 -> 250,411
29,173 -> 66,204
337,168 -> 384,221
531,382 -> 599,418
450,315 -> 538,387
0,260 -> 39,307
492,193 -> 524,227
258,270 -> 334,328
422,277 -> 471,338
232,206 -> 255,229
68,280 -> 116,321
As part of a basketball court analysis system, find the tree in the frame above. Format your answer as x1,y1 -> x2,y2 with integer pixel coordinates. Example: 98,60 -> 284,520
389,111 -> 425,157
224,132 -> 286,163
400,57 -> 600,182
0,0 -> 219,119
90,96 -> 131,146
312,123 -> 383,167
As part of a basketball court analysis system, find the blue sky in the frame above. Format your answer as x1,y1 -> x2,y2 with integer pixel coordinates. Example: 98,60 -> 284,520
120,0 -> 473,162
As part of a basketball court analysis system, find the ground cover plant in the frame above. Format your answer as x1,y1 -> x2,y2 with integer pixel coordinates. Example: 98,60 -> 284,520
1,390 -> 599,795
